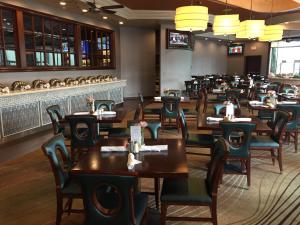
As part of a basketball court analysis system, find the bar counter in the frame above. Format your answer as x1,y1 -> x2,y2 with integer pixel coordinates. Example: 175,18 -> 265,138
0,80 -> 126,138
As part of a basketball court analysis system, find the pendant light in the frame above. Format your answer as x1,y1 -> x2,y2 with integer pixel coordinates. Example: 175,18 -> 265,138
213,0 -> 240,35
259,0 -> 283,42
236,0 -> 265,39
175,1 -> 209,32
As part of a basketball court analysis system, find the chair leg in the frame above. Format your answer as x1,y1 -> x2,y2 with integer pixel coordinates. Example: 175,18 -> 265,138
278,147 -> 283,173
211,200 -> 218,225
56,196 -> 63,225
160,203 -> 167,225
270,149 -> 276,165
154,178 -> 160,209
295,131 -> 298,153
246,159 -> 251,187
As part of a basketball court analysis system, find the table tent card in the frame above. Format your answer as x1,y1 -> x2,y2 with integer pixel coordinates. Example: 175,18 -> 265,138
130,125 -> 142,145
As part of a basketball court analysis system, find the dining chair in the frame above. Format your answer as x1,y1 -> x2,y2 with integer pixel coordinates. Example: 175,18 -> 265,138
182,91 -> 202,120
65,114 -> 99,161
161,96 -> 181,132
277,104 -> 300,152
219,122 -> 256,186
76,174 -> 148,225
179,109 -> 214,156
139,93 -> 161,120
94,99 -> 115,111
250,110 -> 290,172
42,134 -> 84,225
46,105 -> 69,137
202,88 -> 223,113
160,137 -> 229,225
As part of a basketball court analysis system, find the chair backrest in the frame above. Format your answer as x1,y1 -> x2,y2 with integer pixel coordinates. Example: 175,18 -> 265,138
94,100 -> 115,111
145,121 -> 161,140
42,134 -> 72,189
225,89 -> 240,100
220,122 -> 256,157
46,105 -> 64,135
179,110 -> 188,141
65,115 -> 98,148
161,96 -> 180,116
271,110 -> 290,143
277,104 -> 300,121
206,137 -> 229,196
133,104 -> 141,121
138,93 -> 144,104
77,174 -> 138,225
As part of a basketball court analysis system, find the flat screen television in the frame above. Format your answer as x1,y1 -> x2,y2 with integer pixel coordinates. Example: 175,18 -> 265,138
228,44 -> 244,55
166,29 -> 192,50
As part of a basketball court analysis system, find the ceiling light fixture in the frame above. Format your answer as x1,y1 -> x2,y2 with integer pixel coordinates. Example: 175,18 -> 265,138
82,9 -> 88,13
175,4 -> 209,32
119,21 -> 124,25
59,1 -> 66,6
213,0 -> 240,35
236,0 -> 265,39
259,0 -> 283,42
103,16 -> 108,20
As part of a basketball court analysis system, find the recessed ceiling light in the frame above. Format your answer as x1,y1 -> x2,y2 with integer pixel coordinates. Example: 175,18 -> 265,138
59,1 -> 66,6
205,38 -> 208,40
218,39 -> 221,42
285,22 -> 289,24
62,28 -> 66,31
82,9 -> 88,13
3,18 -> 6,21
102,16 -> 108,20
119,21 -> 124,25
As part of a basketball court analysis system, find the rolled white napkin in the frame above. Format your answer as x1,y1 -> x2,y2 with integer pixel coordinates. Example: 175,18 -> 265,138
101,146 -> 127,152
154,96 -> 161,101
249,100 -> 263,105
212,89 -> 222,93
277,101 -> 297,105
100,111 -> 116,115
140,145 -> 168,152
127,153 -> 142,169
207,117 -> 223,122
73,112 -> 89,115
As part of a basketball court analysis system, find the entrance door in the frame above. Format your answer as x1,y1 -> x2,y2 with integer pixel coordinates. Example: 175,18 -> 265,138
245,55 -> 262,75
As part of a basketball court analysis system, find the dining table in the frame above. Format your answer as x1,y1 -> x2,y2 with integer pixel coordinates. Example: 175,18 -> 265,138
71,138 -> 188,179
197,114 -> 272,133
277,93 -> 300,103
152,96 -> 191,103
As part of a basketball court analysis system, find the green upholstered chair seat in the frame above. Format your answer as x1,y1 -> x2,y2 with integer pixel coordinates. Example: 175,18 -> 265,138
250,136 -> 279,148
161,176 -> 212,204
134,193 -> 148,225
217,95 -> 226,101
187,133 -> 214,147
61,179 -> 82,195
286,121 -> 298,131
143,108 -> 161,114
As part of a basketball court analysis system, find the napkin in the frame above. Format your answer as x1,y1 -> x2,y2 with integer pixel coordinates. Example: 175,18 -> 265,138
127,153 -> 142,169
212,89 -> 222,93
140,145 -> 168,152
100,111 -> 116,115
249,100 -> 263,105
207,117 -> 223,122
180,97 -> 184,101
277,101 -> 297,105
154,96 -> 161,101
73,112 -> 89,115
101,146 -> 127,152
230,118 -> 252,122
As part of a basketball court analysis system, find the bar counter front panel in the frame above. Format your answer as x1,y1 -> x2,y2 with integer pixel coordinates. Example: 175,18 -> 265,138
0,80 -> 126,138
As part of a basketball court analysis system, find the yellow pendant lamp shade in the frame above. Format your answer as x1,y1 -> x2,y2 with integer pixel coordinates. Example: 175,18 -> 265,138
213,14 -> 240,35
175,6 -> 209,32
258,25 -> 283,41
236,20 -> 265,38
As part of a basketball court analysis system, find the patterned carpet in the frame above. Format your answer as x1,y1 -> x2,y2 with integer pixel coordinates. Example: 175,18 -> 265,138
0,107 -> 300,225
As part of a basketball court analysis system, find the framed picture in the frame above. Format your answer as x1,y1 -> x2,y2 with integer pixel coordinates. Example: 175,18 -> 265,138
166,29 -> 192,50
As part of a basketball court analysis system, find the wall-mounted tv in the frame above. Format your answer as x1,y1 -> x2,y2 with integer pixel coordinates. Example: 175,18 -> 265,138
228,44 -> 244,55
166,29 -> 192,50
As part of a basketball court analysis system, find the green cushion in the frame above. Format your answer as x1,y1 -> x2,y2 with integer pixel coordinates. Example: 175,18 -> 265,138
286,121 -> 298,131
61,179 -> 82,195
250,136 -> 279,148
161,176 -> 212,204
187,133 -> 214,147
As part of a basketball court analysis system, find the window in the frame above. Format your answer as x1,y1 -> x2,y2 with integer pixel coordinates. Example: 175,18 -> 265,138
23,13 -> 76,67
269,39 -> 300,77
81,26 -> 114,68
0,7 -> 17,67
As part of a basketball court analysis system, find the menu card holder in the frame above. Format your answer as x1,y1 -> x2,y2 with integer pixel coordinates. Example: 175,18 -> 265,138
130,125 -> 142,145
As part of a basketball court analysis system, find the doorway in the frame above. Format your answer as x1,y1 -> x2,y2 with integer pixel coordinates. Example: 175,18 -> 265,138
245,55 -> 262,75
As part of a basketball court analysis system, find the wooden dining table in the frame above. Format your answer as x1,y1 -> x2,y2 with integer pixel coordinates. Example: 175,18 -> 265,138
71,138 -> 188,178
197,114 -> 272,133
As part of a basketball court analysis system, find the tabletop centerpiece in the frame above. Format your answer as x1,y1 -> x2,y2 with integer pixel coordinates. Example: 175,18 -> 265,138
86,96 -> 95,114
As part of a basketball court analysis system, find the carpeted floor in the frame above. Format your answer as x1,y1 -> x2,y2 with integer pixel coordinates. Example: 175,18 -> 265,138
0,102 -> 300,225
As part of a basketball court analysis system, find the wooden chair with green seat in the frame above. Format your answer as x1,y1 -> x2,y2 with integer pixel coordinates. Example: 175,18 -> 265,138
46,105 -> 70,138
42,134 -> 84,225
250,110 -> 290,173
182,90 -> 202,120
76,174 -> 148,225
219,122 -> 256,187
179,109 -> 214,156
202,87 -> 224,113
277,104 -> 300,152
138,93 -> 161,120
160,137 -> 229,225
65,114 -> 99,161
161,96 -> 181,132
